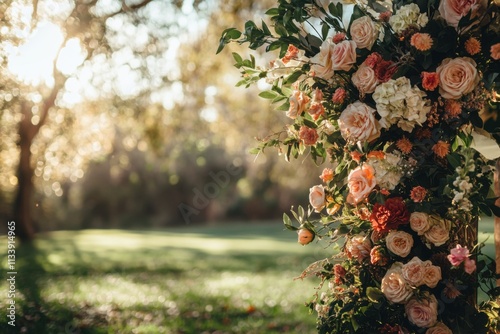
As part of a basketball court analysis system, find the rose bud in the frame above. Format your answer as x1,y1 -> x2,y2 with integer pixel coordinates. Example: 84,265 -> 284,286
297,228 -> 315,245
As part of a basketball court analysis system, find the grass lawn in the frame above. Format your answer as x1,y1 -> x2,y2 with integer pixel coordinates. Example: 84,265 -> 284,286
0,217 -> 496,334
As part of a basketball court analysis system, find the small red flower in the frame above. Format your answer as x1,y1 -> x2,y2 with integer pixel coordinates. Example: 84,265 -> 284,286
370,197 -> 409,233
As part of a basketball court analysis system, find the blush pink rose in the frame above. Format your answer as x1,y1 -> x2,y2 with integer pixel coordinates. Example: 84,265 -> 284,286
438,0 -> 481,28
347,164 -> 376,204
386,230 -> 414,258
352,65 -> 379,95
426,322 -> 452,334
436,57 -> 480,99
309,185 -> 326,212
405,293 -> 438,328
447,244 -> 470,266
331,40 -> 357,72
287,89 -> 310,119
410,212 -> 430,235
338,101 -> 381,143
350,16 -> 379,50
464,257 -> 476,274
381,263 -> 413,303
402,256 -> 426,286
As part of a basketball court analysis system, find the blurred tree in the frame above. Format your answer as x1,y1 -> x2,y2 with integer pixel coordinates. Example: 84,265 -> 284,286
0,0 -> 215,242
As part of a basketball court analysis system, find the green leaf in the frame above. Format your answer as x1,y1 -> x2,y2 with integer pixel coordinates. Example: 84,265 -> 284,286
302,118 -> 317,129
284,70 -> 303,85
262,20 -> 271,35
259,90 -> 279,99
446,153 -> 462,169
265,8 -> 280,16
232,52 -> 243,64
275,22 -> 288,36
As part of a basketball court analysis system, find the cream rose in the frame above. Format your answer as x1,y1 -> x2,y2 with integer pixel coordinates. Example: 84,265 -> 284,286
331,40 -> 357,72
350,16 -> 379,50
338,101 -> 381,143
410,212 -> 430,235
426,322 -> 453,334
386,230 -> 414,257
347,164 -> 377,204
311,38 -> 336,80
424,217 -> 450,246
286,89 -> 310,119
402,256 -> 425,286
381,263 -> 413,303
436,57 -> 480,99
423,264 -> 442,288
309,185 -> 326,212
405,293 -> 438,328
352,65 -> 379,95
438,0 -> 481,28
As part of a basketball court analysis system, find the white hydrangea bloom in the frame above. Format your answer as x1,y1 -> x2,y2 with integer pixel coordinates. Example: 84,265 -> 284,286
389,3 -> 428,34
373,77 -> 431,132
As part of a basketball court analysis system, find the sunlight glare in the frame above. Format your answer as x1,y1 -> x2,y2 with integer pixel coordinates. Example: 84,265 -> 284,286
8,22 -> 85,86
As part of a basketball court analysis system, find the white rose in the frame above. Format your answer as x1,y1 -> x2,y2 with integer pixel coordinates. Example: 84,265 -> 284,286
338,101 -> 381,143
350,16 -> 379,50
386,230 -> 414,257
381,262 -> 413,303
405,293 -> 438,328
352,65 -> 379,94
309,185 -> 326,212
410,212 -> 430,235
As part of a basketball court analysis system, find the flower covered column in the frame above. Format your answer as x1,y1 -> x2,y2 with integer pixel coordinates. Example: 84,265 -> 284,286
218,0 -> 500,332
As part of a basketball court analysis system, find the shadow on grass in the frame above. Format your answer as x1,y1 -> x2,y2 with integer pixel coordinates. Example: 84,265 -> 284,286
0,242 -> 108,334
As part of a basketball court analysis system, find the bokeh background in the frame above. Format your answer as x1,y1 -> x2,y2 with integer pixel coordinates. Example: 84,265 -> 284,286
0,1 -> 497,333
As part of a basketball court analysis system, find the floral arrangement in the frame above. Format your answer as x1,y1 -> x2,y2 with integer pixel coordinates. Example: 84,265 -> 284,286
218,0 -> 500,333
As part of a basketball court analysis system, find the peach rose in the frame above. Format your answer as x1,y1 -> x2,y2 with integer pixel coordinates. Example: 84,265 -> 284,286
350,16 -> 379,50
309,185 -> 326,212
346,235 -> 372,262
426,322 -> 452,334
405,293 -> 438,328
438,0 -> 481,29
298,228 -> 315,245
338,101 -> 381,143
347,164 -> 376,204
287,89 -> 310,119
436,57 -> 480,99
331,40 -> 357,72
352,65 -> 379,95
386,230 -> 414,257
381,263 -> 413,303
424,217 -> 450,246
423,264 -> 442,288
491,43 -> 500,60
299,126 -> 319,145
402,256 -> 426,286
410,212 -> 430,235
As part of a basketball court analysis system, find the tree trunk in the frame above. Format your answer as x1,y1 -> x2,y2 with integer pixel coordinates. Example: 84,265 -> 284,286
13,103 -> 38,242
495,158 -> 500,287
